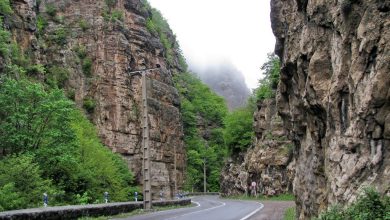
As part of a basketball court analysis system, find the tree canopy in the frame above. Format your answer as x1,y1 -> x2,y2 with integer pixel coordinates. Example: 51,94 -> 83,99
174,72 -> 228,192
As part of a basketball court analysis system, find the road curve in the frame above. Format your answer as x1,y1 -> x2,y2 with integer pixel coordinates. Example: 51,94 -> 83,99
115,195 -> 263,220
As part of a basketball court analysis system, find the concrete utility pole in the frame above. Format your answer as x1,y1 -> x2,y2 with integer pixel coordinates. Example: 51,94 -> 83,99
203,157 -> 206,193
203,142 -> 208,193
141,71 -> 151,209
128,66 -> 160,210
174,143 -> 177,197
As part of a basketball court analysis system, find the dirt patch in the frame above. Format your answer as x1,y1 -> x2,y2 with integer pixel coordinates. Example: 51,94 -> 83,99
249,201 -> 295,220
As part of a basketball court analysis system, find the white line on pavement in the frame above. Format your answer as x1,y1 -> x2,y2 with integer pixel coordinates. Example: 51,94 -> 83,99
165,199 -> 226,220
191,201 -> 200,207
239,202 -> 264,220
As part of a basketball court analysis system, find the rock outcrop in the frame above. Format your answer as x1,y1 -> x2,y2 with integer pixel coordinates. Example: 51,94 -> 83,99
7,0 -> 186,199
220,99 -> 294,197
271,0 -> 390,218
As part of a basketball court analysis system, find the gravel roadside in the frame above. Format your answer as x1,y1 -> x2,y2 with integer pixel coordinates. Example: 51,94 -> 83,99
248,201 -> 295,220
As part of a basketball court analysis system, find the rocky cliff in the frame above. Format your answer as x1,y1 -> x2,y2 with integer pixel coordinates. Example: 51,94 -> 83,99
271,0 -> 390,218
220,98 -> 294,197
8,0 -> 186,199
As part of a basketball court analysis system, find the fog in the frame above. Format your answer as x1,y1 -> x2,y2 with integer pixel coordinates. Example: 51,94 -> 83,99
190,60 -> 250,110
147,0 -> 276,90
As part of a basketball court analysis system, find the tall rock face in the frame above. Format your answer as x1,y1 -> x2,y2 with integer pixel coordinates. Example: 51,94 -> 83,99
220,99 -> 294,196
190,62 -> 250,110
8,0 -> 185,199
271,0 -> 390,218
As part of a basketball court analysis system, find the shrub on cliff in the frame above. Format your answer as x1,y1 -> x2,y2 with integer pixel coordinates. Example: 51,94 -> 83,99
174,72 -> 228,192
254,53 -> 280,101
0,0 -> 12,15
315,188 -> 390,220
224,107 -> 254,154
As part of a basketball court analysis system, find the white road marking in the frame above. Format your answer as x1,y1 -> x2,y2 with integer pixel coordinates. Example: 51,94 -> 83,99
165,199 -> 226,220
239,202 -> 264,220
191,201 -> 200,207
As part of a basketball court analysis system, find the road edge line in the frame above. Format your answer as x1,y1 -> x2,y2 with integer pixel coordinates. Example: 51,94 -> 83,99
239,202 -> 264,220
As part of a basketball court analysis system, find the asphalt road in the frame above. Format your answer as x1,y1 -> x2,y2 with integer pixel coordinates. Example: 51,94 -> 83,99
116,195 -> 263,220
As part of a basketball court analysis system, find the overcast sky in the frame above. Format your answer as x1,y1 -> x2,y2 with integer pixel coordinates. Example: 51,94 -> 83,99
147,0 -> 275,89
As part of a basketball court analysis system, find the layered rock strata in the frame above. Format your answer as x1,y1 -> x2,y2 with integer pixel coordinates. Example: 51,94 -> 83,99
220,99 -> 294,197
271,0 -> 390,218
8,0 -> 185,199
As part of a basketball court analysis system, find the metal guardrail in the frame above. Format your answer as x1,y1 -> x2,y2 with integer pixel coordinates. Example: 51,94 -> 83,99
187,192 -> 220,196
0,199 -> 191,220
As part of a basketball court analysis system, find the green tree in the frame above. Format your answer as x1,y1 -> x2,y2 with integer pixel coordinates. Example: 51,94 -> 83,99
174,72 -> 228,192
254,53 -> 280,101
224,107 -> 254,154
0,79 -> 135,209
0,79 -> 74,154
70,110 -> 134,202
0,154 -> 58,209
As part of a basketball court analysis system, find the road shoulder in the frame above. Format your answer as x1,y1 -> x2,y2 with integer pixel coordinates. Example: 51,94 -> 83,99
248,201 -> 295,220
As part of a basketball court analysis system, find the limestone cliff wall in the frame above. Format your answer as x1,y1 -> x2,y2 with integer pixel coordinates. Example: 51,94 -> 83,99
8,0 -> 185,199
220,99 -> 294,197
271,0 -> 390,218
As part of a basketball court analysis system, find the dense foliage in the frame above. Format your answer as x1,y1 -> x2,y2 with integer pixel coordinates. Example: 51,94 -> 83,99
254,53 -> 280,101
223,53 -> 280,155
224,106 -> 254,154
174,72 -> 228,192
0,79 -> 135,211
0,3 -> 136,210
315,188 -> 390,220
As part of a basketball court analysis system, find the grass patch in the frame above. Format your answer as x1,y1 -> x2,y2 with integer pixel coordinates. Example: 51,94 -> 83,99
78,204 -> 195,219
283,207 -> 296,220
224,193 -> 295,201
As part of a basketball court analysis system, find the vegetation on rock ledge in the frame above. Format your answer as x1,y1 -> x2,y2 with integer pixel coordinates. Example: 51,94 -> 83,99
174,72 -> 228,192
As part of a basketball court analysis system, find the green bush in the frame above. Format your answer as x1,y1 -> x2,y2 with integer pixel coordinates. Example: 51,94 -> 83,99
0,79 -> 136,209
111,10 -> 123,21
66,89 -> 76,101
254,53 -> 280,101
224,107 -> 254,154
79,19 -> 89,31
146,18 -> 157,35
54,15 -> 65,24
46,66 -> 70,88
26,64 -> 46,75
0,183 -> 23,211
51,27 -> 67,45
0,0 -> 12,15
82,57 -> 93,77
36,15 -> 48,35
0,21 -> 11,57
315,188 -> 390,220
70,110 -> 134,202
102,9 -> 123,22
0,154 -> 59,209
74,45 -> 87,59
0,79 -> 75,153
83,97 -> 96,113
45,4 -> 57,17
